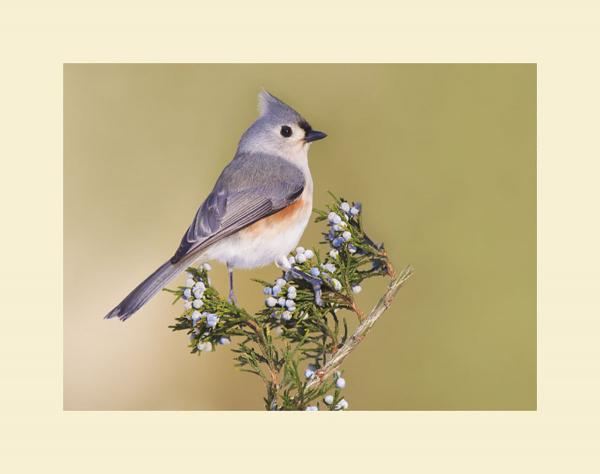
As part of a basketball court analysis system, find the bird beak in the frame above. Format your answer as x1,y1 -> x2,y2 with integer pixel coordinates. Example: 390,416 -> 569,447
304,130 -> 327,143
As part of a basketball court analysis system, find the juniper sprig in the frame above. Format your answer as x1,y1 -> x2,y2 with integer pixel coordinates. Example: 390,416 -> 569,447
167,193 -> 411,410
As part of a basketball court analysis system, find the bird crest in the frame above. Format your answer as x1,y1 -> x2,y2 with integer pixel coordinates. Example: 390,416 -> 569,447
258,90 -> 303,123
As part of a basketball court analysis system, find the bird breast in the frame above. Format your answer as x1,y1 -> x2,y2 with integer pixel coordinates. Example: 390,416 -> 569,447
202,188 -> 313,269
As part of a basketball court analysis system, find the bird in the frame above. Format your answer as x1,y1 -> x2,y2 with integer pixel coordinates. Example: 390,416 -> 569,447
105,91 -> 327,321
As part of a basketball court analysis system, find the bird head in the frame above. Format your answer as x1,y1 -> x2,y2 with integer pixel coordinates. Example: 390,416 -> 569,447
237,91 -> 327,157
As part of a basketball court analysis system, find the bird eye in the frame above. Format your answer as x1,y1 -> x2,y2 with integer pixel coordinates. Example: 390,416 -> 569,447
280,125 -> 292,138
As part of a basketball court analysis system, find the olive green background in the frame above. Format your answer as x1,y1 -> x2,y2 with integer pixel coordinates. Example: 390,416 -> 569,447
64,64 -> 535,410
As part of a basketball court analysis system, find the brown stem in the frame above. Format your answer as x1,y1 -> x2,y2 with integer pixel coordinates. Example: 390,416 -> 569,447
305,265 -> 413,392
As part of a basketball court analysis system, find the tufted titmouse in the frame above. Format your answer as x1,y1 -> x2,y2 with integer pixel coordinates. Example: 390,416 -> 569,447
105,91 -> 327,320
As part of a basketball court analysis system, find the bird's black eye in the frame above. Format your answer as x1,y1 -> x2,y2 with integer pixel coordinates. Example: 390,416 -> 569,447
280,125 -> 292,138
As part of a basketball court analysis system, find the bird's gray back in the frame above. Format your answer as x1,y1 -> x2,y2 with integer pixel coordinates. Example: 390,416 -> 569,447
216,153 -> 302,193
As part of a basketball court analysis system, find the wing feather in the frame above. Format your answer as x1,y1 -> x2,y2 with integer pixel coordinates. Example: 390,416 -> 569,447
170,153 -> 305,263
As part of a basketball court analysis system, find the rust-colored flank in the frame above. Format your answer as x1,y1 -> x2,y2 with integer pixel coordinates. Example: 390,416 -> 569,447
242,197 -> 308,235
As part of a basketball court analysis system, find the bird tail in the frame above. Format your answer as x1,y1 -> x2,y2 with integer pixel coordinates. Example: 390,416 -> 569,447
105,258 -> 193,321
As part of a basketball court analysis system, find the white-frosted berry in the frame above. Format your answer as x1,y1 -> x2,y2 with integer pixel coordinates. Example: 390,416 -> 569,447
295,253 -> 307,264
192,299 -> 204,309
336,377 -> 346,389
281,311 -> 292,321
185,278 -> 195,288
193,289 -> 203,300
304,249 -> 314,259
331,279 -> 342,291
271,285 -> 281,296
310,267 -> 320,277
305,406 -> 318,411
335,399 -> 349,410
275,256 -> 292,270
276,278 -> 287,288
197,342 -> 212,352
352,285 -> 362,294
322,263 -> 336,273
183,288 -> 192,299
329,249 -> 339,259
191,311 -> 202,324
332,237 -> 344,248
342,231 -> 352,241
340,202 -> 351,213
296,246 -> 305,255
206,314 -> 218,328
219,337 -> 231,345
266,296 -> 277,307
324,395 -> 334,405
304,368 -> 315,378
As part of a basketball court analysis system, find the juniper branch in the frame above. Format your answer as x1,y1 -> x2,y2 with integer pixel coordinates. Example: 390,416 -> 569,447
169,194 -> 413,410
305,264 -> 414,392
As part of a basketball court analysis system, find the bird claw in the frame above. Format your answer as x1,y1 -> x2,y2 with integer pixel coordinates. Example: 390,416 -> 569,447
228,289 -> 238,306
286,267 -> 324,307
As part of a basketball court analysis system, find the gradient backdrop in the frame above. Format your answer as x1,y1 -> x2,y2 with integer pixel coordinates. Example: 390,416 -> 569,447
64,64 -> 536,410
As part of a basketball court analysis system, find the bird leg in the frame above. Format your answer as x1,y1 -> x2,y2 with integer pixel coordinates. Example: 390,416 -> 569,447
286,267 -> 324,307
227,262 -> 237,305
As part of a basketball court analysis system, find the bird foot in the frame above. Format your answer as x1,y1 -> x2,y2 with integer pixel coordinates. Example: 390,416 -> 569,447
286,267 -> 324,306
228,289 -> 238,306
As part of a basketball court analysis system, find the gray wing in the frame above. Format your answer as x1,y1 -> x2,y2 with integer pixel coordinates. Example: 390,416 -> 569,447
170,153 -> 305,263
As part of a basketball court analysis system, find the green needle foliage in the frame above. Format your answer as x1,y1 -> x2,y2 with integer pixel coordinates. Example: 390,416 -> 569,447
167,194 -> 396,411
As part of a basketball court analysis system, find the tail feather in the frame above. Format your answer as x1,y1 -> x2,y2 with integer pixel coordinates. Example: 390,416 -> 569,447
105,258 -> 191,321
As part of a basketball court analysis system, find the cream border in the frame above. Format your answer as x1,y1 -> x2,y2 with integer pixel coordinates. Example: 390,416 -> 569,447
1,1 -> 599,472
